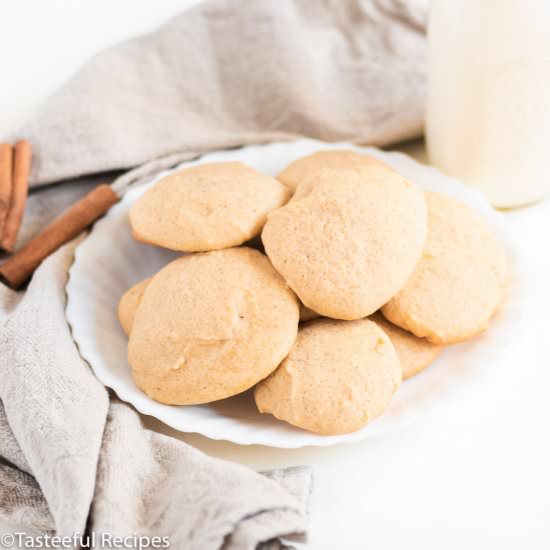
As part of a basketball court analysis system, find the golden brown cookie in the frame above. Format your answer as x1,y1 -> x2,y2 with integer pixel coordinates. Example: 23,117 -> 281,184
369,313 -> 443,379
382,192 -> 508,344
118,278 -> 150,336
128,247 -> 299,405
254,318 -> 402,435
262,166 -> 428,320
130,162 -> 290,252
277,150 -> 386,191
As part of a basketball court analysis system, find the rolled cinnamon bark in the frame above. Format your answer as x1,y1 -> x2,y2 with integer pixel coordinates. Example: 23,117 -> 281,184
0,143 -> 14,238
0,140 -> 32,252
0,184 -> 119,289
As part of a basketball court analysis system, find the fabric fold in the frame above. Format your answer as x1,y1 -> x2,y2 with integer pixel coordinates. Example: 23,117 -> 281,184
14,0 -> 427,188
0,242 -> 109,536
91,402 -> 310,549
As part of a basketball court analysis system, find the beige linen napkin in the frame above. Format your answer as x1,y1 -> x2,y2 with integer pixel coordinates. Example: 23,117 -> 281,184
0,0 -> 427,547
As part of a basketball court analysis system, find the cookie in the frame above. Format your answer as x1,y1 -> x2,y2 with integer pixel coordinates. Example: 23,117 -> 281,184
130,162 -> 290,252
128,247 -> 299,405
254,318 -> 402,435
382,192 -> 508,344
118,278 -> 150,335
369,313 -> 443,379
277,150 -> 385,191
262,166 -> 428,320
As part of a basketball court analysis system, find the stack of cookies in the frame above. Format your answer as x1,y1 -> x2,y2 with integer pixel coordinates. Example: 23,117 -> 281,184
118,151 -> 508,435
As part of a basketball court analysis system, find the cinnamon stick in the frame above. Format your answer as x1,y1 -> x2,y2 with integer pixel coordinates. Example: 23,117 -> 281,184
0,184 -> 119,289
0,140 -> 32,252
0,143 -> 13,238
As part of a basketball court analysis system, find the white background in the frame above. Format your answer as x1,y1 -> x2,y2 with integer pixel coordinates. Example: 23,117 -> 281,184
1,2 -> 549,549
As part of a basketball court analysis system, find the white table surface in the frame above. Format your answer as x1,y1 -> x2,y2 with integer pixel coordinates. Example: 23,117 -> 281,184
1,2 -> 549,549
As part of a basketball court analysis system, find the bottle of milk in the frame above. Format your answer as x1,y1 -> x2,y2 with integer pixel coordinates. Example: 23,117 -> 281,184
426,0 -> 550,208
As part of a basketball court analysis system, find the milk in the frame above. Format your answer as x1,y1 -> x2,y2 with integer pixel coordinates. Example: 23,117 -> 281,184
426,0 -> 550,208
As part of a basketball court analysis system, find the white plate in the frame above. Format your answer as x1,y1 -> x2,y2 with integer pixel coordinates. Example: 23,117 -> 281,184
66,139 -> 523,448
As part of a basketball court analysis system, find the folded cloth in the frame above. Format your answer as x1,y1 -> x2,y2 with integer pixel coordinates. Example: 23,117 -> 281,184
21,0 -> 427,189
0,0 -> 427,547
